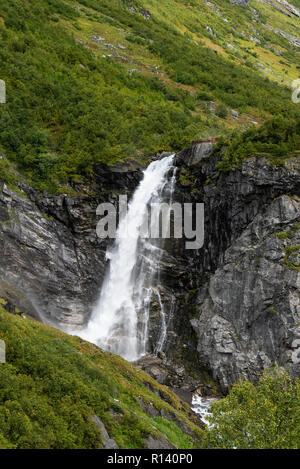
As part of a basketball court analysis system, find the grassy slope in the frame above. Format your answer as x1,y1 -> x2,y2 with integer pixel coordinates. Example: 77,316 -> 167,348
141,0 -> 300,84
0,306 -> 202,449
0,0 -> 298,192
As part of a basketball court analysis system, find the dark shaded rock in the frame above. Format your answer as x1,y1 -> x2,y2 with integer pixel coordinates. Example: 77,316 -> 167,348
0,161 -> 142,328
147,366 -> 168,384
175,141 -> 214,166
169,387 -> 193,405
0,205 -> 9,222
136,354 -> 200,391
171,148 -> 300,392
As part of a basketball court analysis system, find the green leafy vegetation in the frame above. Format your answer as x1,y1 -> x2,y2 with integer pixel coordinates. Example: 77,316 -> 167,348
284,245 -> 300,272
0,155 -> 18,188
217,113 -> 300,172
215,104 -> 228,119
201,369 -> 300,449
0,0 -> 298,192
0,306 -> 201,449
276,231 -> 289,240
1,307 -> 300,449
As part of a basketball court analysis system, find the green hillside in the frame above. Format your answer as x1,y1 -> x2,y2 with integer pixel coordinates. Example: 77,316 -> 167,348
0,306 -> 202,449
1,306 -> 299,449
0,0 -> 299,192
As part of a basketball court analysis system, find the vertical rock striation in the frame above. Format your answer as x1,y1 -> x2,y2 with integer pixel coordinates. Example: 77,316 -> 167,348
172,146 -> 300,392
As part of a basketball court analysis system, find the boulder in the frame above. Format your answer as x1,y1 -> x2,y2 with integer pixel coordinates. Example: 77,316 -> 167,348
91,415 -> 119,449
144,436 -> 175,449
0,339 -> 5,364
229,0 -> 249,6
230,109 -> 239,117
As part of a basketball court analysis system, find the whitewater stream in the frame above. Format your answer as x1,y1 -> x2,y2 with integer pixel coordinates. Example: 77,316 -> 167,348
75,155 -> 176,361
191,395 -> 219,426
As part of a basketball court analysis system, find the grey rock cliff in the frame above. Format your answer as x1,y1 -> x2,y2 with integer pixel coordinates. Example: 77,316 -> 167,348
171,147 -> 300,392
0,160 -> 142,329
192,194 -> 300,391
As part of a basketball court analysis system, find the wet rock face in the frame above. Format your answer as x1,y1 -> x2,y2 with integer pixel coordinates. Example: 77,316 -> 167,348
192,195 -> 300,392
0,163 -> 142,328
172,146 -> 300,392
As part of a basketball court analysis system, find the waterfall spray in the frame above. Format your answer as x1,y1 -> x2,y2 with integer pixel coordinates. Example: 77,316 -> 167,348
75,155 -> 176,361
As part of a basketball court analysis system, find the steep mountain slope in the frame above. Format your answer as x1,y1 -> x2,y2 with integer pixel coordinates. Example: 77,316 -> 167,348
130,0 -> 300,85
0,0 -> 298,192
1,135 -> 299,396
0,306 -> 202,449
0,0 -> 299,426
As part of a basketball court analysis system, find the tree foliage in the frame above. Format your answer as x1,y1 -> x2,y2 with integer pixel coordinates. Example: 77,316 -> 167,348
201,369 -> 300,449
217,113 -> 300,172
0,0 -> 297,192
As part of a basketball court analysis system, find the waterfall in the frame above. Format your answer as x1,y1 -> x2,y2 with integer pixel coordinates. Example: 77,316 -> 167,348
154,294 -> 175,356
76,155 -> 176,361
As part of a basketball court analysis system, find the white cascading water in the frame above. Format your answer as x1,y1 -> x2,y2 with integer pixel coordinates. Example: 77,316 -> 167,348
191,395 -> 218,426
76,155 -> 176,361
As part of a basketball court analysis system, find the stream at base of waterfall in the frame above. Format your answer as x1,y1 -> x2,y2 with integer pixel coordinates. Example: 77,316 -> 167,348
191,395 -> 219,426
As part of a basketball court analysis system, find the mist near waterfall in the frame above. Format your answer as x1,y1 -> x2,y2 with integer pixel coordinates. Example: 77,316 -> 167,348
73,155 -> 176,361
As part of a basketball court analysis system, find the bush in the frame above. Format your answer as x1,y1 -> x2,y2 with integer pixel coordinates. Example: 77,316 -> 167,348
201,369 -> 300,449
217,113 -> 300,172
216,104 -> 228,119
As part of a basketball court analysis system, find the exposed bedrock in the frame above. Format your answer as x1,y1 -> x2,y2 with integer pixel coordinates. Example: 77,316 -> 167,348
0,159 -> 142,327
172,145 -> 300,392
